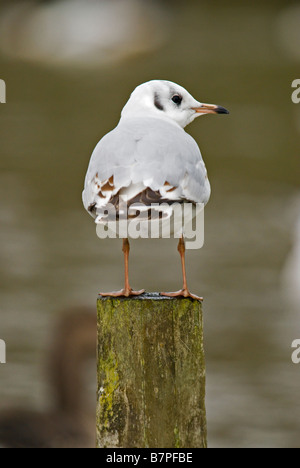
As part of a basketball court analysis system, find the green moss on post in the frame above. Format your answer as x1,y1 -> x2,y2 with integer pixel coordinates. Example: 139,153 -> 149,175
97,293 -> 207,448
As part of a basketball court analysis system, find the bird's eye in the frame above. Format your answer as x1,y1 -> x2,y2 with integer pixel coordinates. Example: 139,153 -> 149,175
172,95 -> 182,105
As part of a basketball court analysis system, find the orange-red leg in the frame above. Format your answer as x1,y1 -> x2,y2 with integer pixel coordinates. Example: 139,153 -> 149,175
100,239 -> 145,298
161,237 -> 203,301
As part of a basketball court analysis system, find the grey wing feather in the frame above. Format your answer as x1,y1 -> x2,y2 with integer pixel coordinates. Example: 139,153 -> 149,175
83,117 -> 210,213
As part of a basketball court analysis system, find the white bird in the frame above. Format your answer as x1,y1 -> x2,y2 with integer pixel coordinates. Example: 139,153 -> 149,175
83,80 -> 229,299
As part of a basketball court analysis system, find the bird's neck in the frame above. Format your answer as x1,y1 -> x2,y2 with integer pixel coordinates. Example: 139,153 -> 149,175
119,113 -> 185,130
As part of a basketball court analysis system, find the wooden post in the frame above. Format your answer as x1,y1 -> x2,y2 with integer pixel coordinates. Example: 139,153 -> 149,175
97,293 -> 207,448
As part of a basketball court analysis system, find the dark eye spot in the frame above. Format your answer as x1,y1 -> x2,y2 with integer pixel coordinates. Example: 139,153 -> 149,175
154,93 -> 164,111
172,95 -> 182,105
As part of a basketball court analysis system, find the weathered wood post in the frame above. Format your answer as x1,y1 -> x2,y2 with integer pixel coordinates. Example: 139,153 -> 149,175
96,293 -> 207,448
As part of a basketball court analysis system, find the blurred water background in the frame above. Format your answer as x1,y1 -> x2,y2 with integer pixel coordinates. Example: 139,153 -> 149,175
0,0 -> 299,448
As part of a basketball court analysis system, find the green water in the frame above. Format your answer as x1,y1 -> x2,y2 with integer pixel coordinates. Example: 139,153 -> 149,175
0,0 -> 299,447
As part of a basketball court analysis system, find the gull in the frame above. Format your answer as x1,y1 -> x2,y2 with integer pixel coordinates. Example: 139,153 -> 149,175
83,80 -> 229,299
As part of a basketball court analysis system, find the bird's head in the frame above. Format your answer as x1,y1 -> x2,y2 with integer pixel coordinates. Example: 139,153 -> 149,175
121,80 -> 229,128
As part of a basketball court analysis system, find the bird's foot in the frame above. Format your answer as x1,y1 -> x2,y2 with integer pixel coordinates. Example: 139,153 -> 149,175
161,289 -> 203,301
99,288 -> 145,298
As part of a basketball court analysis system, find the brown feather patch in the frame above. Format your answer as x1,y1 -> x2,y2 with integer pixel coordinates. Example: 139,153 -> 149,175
101,181 -> 114,192
88,202 -> 96,213
166,186 -> 177,193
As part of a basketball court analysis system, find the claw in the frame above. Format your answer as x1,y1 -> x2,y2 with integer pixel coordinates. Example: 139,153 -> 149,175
99,289 -> 145,298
